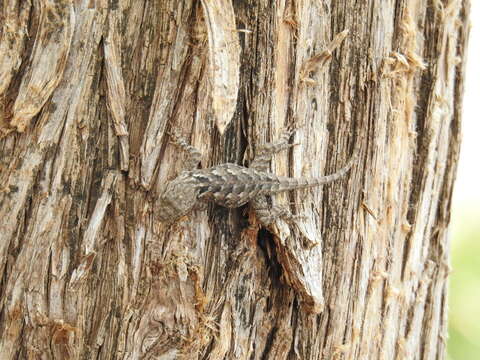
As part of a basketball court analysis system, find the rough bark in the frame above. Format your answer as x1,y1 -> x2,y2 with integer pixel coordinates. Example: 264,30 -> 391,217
0,0 -> 469,359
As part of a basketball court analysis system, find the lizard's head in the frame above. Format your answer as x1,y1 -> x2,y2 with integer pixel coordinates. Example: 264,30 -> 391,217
156,174 -> 201,223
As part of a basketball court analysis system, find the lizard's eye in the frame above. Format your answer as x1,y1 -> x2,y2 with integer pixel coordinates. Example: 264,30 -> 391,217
198,186 -> 209,195
193,175 -> 210,183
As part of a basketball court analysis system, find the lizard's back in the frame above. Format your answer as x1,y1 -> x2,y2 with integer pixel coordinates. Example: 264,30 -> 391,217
192,162 -> 352,208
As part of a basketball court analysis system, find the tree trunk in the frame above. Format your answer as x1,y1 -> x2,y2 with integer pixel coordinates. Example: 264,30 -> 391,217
0,0 -> 469,359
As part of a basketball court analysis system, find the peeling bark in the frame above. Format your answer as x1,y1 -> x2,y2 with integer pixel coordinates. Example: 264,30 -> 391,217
10,0 -> 74,132
200,0 -> 240,135
0,0 -> 469,359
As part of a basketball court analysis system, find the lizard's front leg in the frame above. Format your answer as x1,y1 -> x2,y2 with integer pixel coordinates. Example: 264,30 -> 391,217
155,132 -> 204,223
168,131 -> 202,170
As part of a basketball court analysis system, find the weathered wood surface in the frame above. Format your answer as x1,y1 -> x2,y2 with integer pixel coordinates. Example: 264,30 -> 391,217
0,0 -> 469,359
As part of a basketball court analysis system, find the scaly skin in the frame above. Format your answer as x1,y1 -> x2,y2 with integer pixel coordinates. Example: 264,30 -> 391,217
156,129 -> 357,225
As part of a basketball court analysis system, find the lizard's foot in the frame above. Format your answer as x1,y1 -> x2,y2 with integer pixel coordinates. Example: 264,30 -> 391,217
250,124 -> 301,172
255,205 -> 306,227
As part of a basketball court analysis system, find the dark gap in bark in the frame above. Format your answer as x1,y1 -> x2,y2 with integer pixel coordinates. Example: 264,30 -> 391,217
260,325 -> 278,360
15,329 -> 27,360
256,228 -> 283,286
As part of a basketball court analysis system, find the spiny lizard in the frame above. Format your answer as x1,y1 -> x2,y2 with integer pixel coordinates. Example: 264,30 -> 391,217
156,128 -> 356,226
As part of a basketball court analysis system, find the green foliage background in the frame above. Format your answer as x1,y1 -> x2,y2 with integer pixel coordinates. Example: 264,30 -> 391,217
448,208 -> 480,360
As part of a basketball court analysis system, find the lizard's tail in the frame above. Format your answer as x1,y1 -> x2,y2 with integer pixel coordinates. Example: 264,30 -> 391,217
271,146 -> 359,193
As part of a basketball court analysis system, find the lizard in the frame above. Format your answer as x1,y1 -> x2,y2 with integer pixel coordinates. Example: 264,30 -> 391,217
156,128 -> 357,226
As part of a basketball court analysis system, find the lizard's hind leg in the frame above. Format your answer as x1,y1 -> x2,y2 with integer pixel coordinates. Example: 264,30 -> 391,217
252,197 -> 305,227
168,131 -> 202,170
250,126 -> 298,172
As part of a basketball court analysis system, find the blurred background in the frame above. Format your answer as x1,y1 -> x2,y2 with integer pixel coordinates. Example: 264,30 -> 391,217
448,2 -> 480,359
